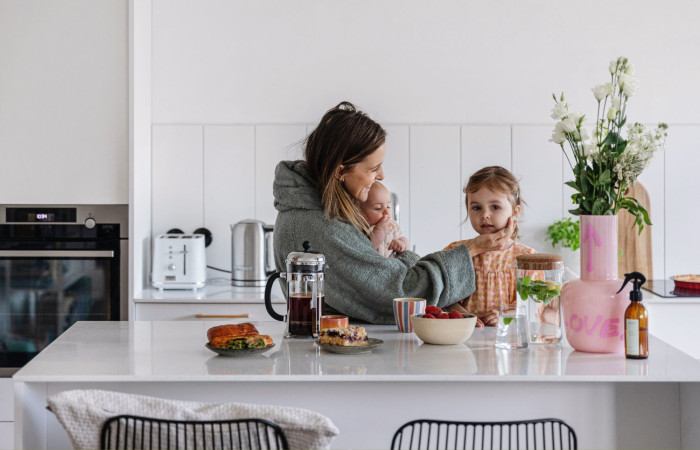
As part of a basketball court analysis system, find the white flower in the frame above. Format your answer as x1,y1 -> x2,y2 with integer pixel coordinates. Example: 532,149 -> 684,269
592,83 -> 613,101
562,118 -> 577,133
619,73 -> 639,97
582,141 -> 596,156
625,64 -> 636,76
551,102 -> 568,120
607,107 -> 618,121
609,60 -> 618,74
577,127 -> 590,142
611,97 -> 621,110
550,130 -> 567,145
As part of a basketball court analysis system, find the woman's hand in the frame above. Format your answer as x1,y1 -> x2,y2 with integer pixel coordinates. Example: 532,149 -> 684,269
464,216 -> 515,256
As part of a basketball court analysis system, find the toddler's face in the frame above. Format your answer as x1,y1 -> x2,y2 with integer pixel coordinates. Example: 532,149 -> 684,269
361,185 -> 392,226
467,186 -> 520,235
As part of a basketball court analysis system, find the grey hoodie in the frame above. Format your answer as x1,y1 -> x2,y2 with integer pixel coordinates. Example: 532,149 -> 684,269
272,160 -> 476,324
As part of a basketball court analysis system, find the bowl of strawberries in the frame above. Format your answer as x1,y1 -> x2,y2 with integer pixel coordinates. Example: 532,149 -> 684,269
409,305 -> 477,345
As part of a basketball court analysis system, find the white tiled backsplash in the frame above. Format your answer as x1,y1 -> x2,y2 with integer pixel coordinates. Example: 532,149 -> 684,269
153,123 -> 700,280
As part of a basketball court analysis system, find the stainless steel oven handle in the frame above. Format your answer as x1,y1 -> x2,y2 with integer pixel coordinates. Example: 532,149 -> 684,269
0,250 -> 115,258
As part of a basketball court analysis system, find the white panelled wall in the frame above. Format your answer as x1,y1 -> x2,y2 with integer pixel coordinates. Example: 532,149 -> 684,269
141,0 -> 700,291
151,123 -> 699,280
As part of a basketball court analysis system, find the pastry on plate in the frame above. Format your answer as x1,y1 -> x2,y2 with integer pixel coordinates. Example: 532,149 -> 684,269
207,323 -> 273,349
318,325 -> 369,346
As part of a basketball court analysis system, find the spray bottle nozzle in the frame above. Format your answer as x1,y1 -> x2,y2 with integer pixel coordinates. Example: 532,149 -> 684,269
617,271 -> 647,301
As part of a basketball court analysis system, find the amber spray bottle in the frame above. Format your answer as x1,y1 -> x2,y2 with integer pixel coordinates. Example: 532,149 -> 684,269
617,272 -> 648,359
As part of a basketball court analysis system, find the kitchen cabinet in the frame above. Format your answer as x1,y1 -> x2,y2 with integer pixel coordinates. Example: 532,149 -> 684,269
0,1 -> 127,204
133,282 -> 285,321
14,321 -> 700,449
0,378 -> 13,450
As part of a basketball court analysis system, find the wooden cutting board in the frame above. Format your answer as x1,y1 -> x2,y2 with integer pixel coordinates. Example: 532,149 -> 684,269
618,181 -> 653,279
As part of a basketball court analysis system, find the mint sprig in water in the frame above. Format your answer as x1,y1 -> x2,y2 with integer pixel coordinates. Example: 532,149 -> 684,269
516,276 -> 561,305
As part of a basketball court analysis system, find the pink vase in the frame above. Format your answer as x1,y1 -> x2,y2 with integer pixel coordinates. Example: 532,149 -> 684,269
560,215 -> 631,353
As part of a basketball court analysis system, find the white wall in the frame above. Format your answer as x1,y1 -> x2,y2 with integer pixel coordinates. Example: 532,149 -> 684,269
145,1 -> 700,280
0,1 -> 128,204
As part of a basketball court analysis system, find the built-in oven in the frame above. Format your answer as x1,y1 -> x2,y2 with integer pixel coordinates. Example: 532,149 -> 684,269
0,205 -> 127,368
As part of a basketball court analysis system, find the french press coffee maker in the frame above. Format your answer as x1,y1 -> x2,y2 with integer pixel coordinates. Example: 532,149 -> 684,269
264,241 -> 325,339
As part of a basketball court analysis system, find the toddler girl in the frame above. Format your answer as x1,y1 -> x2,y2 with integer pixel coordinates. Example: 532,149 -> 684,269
360,182 -> 410,257
444,166 -> 536,326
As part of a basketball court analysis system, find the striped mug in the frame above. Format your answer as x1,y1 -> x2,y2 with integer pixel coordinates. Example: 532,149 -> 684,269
393,298 -> 427,333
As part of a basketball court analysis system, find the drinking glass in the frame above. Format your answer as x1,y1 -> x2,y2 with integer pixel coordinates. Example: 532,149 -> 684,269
495,301 -> 528,349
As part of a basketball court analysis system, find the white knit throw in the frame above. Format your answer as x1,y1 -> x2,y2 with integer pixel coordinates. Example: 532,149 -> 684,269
47,389 -> 339,450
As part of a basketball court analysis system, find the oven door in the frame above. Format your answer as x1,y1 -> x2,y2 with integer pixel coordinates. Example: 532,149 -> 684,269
0,249 -> 120,367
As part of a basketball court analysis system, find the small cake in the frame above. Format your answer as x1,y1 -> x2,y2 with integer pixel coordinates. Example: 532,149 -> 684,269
318,326 -> 369,346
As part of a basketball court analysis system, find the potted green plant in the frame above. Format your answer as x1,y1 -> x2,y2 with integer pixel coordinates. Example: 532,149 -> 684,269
546,217 -> 580,277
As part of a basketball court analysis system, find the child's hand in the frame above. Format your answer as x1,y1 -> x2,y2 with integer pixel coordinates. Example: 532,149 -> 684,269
388,237 -> 408,253
479,310 -> 499,327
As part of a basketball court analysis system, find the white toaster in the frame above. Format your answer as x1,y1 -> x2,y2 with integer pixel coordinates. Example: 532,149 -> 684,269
152,234 -> 207,291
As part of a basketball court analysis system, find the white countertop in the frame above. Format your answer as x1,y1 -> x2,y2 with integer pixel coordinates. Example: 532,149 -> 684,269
14,320 -> 700,383
135,277 -> 284,303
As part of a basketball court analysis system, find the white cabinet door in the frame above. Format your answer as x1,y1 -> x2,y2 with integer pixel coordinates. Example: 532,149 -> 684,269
665,126 -> 700,277
512,126 -> 562,252
152,126 -> 204,236
0,2 -> 127,204
255,126 -> 306,225
0,422 -> 12,450
135,302 -> 285,321
203,126 -> 256,271
383,125 -> 410,240
410,126 -> 461,255
460,126 -> 511,240
0,379 -> 11,421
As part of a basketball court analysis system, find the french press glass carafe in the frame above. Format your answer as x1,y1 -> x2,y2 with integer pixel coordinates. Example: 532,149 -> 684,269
264,241 -> 325,339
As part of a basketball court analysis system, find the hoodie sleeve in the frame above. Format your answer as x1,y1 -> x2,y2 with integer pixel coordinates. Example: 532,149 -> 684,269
318,220 -> 476,325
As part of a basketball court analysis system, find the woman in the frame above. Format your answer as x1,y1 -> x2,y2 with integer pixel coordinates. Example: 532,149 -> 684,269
272,101 -> 513,324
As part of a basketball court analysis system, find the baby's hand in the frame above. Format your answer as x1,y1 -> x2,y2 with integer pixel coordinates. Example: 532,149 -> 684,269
388,238 -> 407,253
373,212 -> 391,232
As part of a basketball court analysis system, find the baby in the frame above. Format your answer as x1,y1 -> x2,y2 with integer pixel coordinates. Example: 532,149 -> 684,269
360,182 -> 409,257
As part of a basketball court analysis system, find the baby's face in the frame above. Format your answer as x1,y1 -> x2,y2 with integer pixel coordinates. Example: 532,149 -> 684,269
361,185 -> 392,226
467,186 -> 520,235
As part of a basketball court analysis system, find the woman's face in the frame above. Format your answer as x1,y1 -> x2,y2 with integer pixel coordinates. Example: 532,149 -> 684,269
340,144 -> 386,202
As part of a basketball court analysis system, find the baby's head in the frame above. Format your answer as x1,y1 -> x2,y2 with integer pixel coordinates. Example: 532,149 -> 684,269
464,166 -> 524,239
360,182 -> 392,226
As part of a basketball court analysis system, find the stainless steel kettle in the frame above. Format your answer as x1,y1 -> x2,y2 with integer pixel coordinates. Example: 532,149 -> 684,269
231,219 -> 274,287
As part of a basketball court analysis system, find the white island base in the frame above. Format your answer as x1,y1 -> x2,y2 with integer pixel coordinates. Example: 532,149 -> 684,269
14,321 -> 700,449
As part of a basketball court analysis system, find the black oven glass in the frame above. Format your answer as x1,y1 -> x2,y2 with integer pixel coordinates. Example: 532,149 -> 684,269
0,224 -> 120,367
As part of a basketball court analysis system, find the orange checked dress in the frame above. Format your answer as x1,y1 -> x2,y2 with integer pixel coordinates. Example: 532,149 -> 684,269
443,240 -> 536,314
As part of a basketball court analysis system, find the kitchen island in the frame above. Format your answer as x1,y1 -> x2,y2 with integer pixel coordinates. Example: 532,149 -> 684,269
14,321 -> 700,449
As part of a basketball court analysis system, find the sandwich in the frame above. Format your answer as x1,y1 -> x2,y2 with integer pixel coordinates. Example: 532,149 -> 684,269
207,323 -> 273,349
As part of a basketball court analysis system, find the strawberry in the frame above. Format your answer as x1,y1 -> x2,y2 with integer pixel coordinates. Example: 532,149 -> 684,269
422,314 -> 436,319
448,310 -> 463,319
425,305 -> 443,316
437,312 -> 450,319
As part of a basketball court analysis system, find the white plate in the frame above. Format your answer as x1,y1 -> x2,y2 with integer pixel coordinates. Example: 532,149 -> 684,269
315,338 -> 383,354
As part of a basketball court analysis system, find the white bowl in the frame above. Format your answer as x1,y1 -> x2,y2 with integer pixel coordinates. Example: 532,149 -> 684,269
409,313 -> 477,345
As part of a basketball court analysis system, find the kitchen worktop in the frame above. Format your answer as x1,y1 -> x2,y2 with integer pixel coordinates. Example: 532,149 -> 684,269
135,277 -> 284,303
14,320 -> 700,383
14,321 -> 700,450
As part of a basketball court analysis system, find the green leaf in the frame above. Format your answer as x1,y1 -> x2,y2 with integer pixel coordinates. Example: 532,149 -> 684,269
503,317 -> 514,325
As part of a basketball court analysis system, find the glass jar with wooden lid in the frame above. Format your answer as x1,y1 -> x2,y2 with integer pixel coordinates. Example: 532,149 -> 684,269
516,254 -> 564,345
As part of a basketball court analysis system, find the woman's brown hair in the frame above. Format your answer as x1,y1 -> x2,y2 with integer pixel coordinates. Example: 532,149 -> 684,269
305,101 -> 386,236
465,166 -> 525,240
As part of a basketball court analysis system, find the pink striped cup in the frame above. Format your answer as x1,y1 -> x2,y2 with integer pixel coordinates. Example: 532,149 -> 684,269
393,298 -> 427,333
